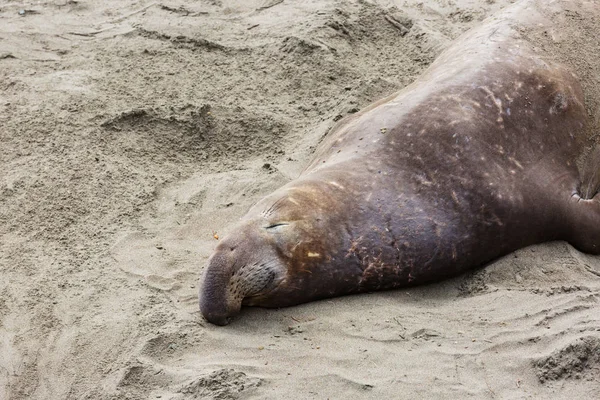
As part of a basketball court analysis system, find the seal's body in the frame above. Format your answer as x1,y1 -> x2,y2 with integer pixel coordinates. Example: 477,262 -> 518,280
200,0 -> 600,325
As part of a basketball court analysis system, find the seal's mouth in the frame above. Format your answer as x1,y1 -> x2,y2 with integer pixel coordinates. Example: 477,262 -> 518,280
199,246 -> 285,325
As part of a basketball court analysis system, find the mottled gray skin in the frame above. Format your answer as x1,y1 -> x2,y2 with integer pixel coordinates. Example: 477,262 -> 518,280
200,0 -> 600,325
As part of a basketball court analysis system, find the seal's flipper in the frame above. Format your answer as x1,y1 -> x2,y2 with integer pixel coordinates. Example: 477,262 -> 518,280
579,147 -> 600,200
565,195 -> 600,254
565,147 -> 600,255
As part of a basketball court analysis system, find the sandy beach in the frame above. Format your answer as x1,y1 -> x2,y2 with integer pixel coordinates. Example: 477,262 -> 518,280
1,0 -> 599,398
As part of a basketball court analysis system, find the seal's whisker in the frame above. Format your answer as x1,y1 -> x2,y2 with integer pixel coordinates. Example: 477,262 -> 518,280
262,196 -> 287,217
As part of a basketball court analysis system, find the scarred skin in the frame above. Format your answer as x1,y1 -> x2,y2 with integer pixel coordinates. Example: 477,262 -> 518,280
200,0 -> 600,325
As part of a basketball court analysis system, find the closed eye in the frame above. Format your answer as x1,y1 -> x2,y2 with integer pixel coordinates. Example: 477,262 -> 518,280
265,223 -> 289,231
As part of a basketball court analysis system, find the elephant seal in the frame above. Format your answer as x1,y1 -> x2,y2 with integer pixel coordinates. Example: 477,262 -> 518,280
200,0 -> 600,325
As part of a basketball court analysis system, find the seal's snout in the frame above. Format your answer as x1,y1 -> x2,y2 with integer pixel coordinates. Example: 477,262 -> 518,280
203,313 -> 231,326
200,225 -> 284,325
199,251 -> 241,326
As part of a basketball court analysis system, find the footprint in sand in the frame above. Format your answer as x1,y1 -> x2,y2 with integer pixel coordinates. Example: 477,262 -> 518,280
110,231 -> 173,279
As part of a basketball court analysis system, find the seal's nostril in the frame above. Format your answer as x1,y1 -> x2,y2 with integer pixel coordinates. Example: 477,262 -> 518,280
209,315 -> 231,326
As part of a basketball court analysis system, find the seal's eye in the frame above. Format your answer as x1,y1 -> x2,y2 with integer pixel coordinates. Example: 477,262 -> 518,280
265,223 -> 289,232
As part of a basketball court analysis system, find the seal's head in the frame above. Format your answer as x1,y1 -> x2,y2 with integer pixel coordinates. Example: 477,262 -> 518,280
199,180 -> 352,325
199,219 -> 290,325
